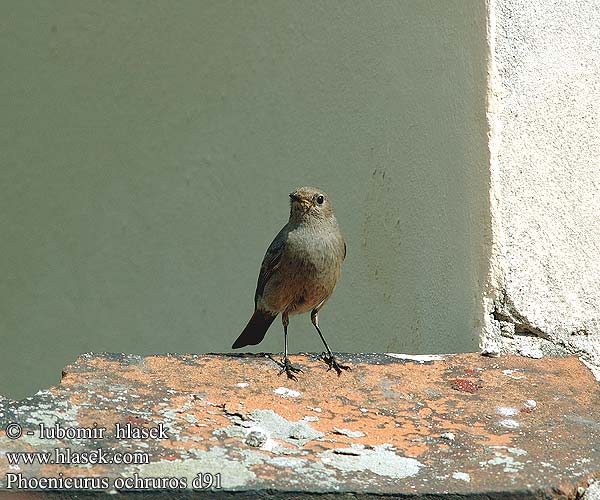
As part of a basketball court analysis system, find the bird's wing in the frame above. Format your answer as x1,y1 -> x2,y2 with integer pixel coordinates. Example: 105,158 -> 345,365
254,227 -> 287,306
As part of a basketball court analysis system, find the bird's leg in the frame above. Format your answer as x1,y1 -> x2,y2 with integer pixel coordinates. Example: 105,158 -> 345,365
277,311 -> 302,380
311,310 -> 350,376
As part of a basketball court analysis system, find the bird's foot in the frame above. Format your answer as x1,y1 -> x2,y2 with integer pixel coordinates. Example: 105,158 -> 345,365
320,352 -> 351,376
271,356 -> 303,381
279,357 -> 303,381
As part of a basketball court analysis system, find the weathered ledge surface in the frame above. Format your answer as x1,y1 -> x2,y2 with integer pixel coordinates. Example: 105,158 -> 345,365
1,352 -> 599,499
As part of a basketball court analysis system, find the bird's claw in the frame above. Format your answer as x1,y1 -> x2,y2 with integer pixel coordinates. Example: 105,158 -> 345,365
275,356 -> 303,381
320,352 -> 351,376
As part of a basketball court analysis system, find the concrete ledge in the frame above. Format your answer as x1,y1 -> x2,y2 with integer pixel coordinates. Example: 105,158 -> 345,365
1,353 -> 599,498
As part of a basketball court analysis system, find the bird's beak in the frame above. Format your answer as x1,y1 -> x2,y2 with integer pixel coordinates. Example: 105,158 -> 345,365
289,192 -> 313,210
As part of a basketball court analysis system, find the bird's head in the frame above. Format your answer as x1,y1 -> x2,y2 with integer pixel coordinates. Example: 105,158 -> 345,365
289,186 -> 335,222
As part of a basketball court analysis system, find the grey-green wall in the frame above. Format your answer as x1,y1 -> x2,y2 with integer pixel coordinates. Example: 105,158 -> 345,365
1,1 -> 490,399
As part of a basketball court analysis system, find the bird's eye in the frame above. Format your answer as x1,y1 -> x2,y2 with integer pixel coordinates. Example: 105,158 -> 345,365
316,195 -> 324,205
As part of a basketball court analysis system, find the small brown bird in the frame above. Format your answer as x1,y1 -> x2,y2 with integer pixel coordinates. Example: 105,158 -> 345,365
232,186 -> 348,380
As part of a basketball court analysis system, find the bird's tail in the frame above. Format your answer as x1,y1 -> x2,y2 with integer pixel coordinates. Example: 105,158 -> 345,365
232,309 -> 277,349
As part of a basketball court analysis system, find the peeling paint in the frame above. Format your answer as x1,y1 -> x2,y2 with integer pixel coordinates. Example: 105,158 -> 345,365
385,353 -> 445,362
503,369 -> 525,379
138,447 -> 258,489
453,471 -> 471,482
320,445 -> 423,479
498,419 -> 520,429
273,387 -> 301,398
236,409 -> 324,445
481,451 -> 525,474
496,406 -> 519,416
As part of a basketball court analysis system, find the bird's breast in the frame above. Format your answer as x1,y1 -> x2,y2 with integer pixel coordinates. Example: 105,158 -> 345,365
285,229 -> 342,275
259,224 -> 344,315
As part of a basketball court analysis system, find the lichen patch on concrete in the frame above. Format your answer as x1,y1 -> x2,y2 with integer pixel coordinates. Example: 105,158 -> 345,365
320,445 -> 423,479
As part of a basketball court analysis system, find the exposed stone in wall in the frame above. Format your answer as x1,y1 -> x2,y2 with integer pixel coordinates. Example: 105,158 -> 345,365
482,0 -> 600,379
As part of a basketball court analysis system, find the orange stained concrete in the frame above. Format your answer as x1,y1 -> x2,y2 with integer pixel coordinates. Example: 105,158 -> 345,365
1,352 -> 598,497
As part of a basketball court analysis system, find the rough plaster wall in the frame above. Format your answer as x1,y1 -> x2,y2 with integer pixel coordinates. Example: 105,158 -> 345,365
584,482 -> 600,500
0,1 -> 489,398
483,0 -> 600,378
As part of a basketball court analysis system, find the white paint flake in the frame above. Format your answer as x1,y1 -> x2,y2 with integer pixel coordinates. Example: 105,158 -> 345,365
385,353 -> 445,362
274,387 -> 301,398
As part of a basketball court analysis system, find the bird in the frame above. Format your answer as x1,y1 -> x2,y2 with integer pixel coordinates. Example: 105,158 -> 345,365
232,186 -> 348,380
